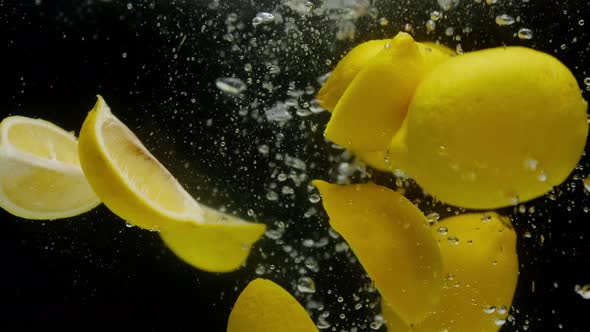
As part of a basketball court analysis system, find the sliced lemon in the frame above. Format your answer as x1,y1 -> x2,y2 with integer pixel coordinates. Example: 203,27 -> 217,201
0,116 -> 100,219
383,212 -> 519,332
227,278 -> 318,332
324,32 -> 452,152
78,96 -> 265,272
313,180 -> 442,326
404,46 -> 588,208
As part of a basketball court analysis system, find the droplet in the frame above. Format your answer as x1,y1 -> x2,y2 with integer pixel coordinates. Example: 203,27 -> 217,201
437,0 -> 460,11
264,229 -> 283,240
309,193 -> 321,203
379,17 -> 389,26
404,23 -> 413,32
447,235 -> 460,245
426,212 -> 440,225
215,77 -> 247,96
445,27 -> 454,36
252,12 -> 275,27
426,19 -> 436,33
369,321 -> 383,330
430,10 -> 442,21
579,19 -> 585,26
495,14 -> 515,26
584,77 -> 590,86
483,305 -> 496,314
297,277 -> 317,293
575,284 -> 590,299
437,227 -> 449,235
497,305 -> 507,314
518,28 -> 534,40
494,318 -> 507,326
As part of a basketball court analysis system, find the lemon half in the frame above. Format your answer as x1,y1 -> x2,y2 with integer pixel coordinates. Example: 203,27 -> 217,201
78,96 -> 265,272
0,116 -> 100,219
227,278 -> 318,332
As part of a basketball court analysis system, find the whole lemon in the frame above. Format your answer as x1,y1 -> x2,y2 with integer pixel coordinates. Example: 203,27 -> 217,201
404,47 -> 588,209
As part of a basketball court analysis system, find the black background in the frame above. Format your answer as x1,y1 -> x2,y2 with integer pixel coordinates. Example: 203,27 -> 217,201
1,0 -> 590,331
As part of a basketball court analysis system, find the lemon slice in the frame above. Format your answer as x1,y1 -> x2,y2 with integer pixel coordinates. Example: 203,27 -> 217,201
0,116 -> 100,219
383,212 -> 518,332
78,96 -> 265,272
313,180 -> 442,326
227,278 -> 318,332
324,32 -> 452,152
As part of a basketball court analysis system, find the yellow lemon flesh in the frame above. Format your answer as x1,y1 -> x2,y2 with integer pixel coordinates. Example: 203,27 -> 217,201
324,32 -> 452,152
404,46 -> 588,209
78,96 -> 265,272
313,180 -> 442,325
383,212 -> 519,332
317,39 -> 389,112
227,278 -> 318,332
0,116 -> 100,219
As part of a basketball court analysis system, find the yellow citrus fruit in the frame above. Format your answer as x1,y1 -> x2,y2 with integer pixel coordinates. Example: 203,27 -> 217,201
317,39 -> 389,112
0,116 -> 100,219
159,206 -> 265,273
313,180 -> 442,326
383,212 -> 519,332
78,96 -> 265,272
404,46 -> 588,209
227,278 -> 318,332
323,32 -> 452,152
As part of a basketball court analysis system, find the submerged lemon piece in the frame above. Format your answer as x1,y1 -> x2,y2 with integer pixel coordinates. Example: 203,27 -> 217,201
404,46 -> 588,209
227,278 -> 318,332
313,180 -> 442,325
324,32 -> 452,152
78,96 -> 265,272
0,116 -> 100,219
317,39 -> 389,112
160,206 -> 265,273
383,212 -> 518,332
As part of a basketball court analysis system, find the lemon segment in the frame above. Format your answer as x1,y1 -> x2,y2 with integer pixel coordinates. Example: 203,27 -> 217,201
324,33 -> 452,152
78,96 -> 205,230
383,212 -> 518,332
0,116 -> 100,219
313,180 -> 442,326
404,46 -> 588,209
227,278 -> 318,332
317,39 -> 389,112
160,206 -> 266,273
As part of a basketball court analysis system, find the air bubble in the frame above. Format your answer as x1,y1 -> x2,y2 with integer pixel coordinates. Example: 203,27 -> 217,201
518,28 -> 534,40
215,77 -> 247,96
297,277 -> 317,293
495,14 -> 515,26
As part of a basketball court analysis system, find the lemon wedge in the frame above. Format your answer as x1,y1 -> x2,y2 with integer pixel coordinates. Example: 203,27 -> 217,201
313,180 -> 442,326
404,46 -> 588,209
383,212 -> 519,332
324,32 -> 452,152
227,278 -> 318,332
0,116 -> 100,219
78,96 -> 265,272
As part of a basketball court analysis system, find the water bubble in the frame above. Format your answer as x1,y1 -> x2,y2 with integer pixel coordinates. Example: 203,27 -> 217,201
494,318 -> 507,326
438,0 -> 459,11
426,212 -> 440,225
481,214 -> 492,223
426,19 -> 436,33
369,321 -> 383,330
430,11 -> 442,21
584,77 -> 590,86
309,193 -> 321,203
264,229 -> 283,240
485,0 -> 498,4
404,23 -> 413,32
297,277 -> 317,293
379,17 -> 389,26
309,99 -> 326,114
483,305 -> 496,314
265,101 -> 292,123
518,28 -> 534,40
497,305 -> 507,314
252,12 -> 275,27
575,284 -> 590,299
582,176 -> 590,192
266,190 -> 279,201
438,227 -> 449,235
445,27 -> 454,36
537,171 -> 547,182
255,264 -> 266,275
496,14 -> 515,26
579,19 -> 585,26
215,77 -> 247,96
447,235 -> 460,245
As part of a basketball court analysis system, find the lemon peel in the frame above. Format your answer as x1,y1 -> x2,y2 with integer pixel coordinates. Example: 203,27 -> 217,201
404,46 -> 588,209
323,32 -> 452,152
313,180 -> 442,326
0,115 -> 100,219
383,212 -> 518,332
78,96 -> 265,272
227,278 -> 318,332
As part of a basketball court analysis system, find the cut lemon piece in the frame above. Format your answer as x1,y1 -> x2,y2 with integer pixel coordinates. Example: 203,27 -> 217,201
78,96 -> 265,272
160,206 -> 265,273
0,116 -> 100,219
313,180 -> 442,326
383,212 -> 518,332
227,278 -> 318,332
324,32 -> 452,152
